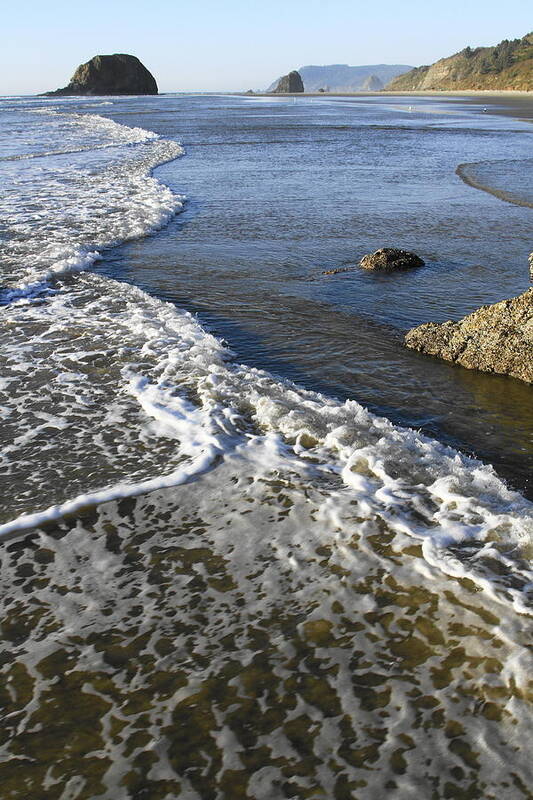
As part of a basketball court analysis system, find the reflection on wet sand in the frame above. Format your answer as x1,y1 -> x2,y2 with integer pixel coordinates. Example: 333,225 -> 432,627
1,461 -> 532,798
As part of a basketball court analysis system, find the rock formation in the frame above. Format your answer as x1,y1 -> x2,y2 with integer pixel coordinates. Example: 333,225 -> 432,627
46,54 -> 158,96
272,71 -> 304,93
322,266 -> 354,275
267,64 -> 412,93
405,288 -> 533,383
386,32 -> 533,91
359,248 -> 424,271
361,74 -> 384,91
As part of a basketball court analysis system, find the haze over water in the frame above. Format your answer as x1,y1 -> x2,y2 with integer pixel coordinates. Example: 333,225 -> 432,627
0,92 -> 532,800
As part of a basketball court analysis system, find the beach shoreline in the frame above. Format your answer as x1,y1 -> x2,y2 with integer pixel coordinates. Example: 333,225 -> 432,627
253,89 -> 533,96
1,90 -> 532,800
239,89 -> 533,118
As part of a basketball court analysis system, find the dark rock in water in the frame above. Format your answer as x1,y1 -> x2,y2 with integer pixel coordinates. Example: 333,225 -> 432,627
405,288 -> 533,383
359,248 -> 424,271
273,71 -> 304,93
322,266 -> 354,275
46,54 -> 158,96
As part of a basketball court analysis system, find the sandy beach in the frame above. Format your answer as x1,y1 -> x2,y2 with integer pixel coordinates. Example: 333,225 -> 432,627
252,89 -> 533,118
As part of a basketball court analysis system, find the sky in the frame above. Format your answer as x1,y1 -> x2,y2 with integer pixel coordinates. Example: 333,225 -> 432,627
1,0 -> 531,95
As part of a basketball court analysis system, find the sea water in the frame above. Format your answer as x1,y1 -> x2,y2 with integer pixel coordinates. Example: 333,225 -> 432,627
0,93 -> 532,799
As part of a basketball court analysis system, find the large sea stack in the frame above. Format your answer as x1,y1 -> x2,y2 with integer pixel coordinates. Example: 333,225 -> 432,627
272,71 -> 304,93
46,54 -> 158,96
405,288 -> 533,383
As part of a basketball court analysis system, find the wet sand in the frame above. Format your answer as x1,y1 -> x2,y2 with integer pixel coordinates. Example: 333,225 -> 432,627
251,90 -> 533,119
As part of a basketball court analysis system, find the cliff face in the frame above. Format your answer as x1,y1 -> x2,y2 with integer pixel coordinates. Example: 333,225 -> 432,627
47,54 -> 158,96
387,33 -> 533,91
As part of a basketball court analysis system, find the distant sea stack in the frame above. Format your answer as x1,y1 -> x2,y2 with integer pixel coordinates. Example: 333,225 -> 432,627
267,64 -> 412,93
361,74 -> 384,91
386,32 -> 533,91
46,54 -> 158,96
272,71 -> 304,93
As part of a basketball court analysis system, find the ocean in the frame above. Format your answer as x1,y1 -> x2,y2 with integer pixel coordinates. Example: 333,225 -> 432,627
0,92 -> 532,799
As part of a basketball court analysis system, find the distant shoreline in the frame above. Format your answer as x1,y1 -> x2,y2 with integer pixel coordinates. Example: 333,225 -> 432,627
237,90 -> 533,119
3,89 -> 531,120
252,90 -> 533,96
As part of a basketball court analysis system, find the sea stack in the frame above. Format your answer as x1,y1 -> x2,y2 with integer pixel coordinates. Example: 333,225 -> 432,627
46,54 -> 158,96
361,74 -> 384,91
405,288 -> 533,384
273,70 -> 304,93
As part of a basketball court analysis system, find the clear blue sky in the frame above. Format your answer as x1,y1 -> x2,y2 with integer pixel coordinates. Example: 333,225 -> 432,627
2,0 -> 531,94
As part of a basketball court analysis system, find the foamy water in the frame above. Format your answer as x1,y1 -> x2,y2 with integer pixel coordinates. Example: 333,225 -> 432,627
0,105 -> 183,298
0,96 -> 532,799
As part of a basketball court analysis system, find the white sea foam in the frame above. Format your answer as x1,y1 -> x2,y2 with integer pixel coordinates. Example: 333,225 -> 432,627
0,107 -> 184,299
27,108 -> 158,144
1,99 -> 532,615
1,269 -> 531,614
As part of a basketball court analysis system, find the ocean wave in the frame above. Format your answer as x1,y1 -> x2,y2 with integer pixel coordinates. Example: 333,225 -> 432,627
0,140 -> 149,163
1,271 -> 531,614
1,94 -> 532,798
26,108 -> 157,142
0,107 -> 184,301
1,101 -> 532,613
